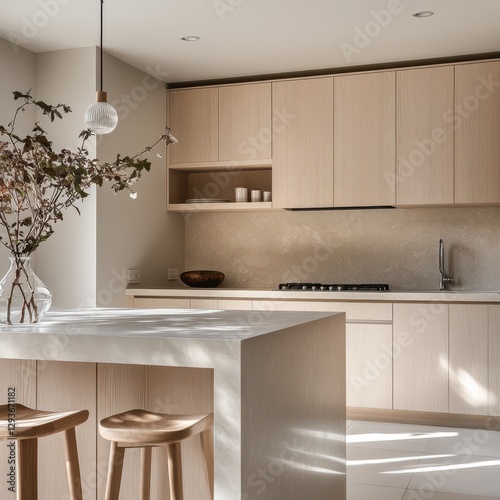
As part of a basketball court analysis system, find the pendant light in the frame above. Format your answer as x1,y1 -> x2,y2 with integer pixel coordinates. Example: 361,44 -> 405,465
84,0 -> 118,134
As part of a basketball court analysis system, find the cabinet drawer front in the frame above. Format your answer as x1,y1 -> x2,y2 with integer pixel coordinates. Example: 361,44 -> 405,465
252,300 -> 392,321
133,297 -> 191,309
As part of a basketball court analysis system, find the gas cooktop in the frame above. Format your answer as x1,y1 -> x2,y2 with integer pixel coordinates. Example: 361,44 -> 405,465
278,283 -> 390,291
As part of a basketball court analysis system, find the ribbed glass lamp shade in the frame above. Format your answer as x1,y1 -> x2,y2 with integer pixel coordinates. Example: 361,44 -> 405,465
84,91 -> 118,134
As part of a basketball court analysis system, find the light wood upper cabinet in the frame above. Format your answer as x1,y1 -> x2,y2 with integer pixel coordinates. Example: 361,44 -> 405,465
334,72 -> 396,207
272,77 -> 334,209
455,61 -> 500,204
396,66 -> 455,205
168,87 -> 219,164
219,83 -> 272,161
449,304 -> 489,415
393,303 -> 449,412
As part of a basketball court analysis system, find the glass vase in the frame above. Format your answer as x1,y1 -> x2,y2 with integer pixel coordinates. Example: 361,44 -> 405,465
0,256 -> 52,325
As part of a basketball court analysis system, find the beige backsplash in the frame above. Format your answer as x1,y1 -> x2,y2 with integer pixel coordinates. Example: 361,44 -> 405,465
185,206 -> 500,291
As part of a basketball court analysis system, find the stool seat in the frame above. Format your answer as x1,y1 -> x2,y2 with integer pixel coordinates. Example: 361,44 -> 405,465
0,403 -> 89,500
99,409 -> 213,446
0,403 -> 89,439
99,409 -> 214,500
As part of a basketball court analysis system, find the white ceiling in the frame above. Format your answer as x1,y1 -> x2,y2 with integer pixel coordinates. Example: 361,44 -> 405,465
1,0 -> 499,84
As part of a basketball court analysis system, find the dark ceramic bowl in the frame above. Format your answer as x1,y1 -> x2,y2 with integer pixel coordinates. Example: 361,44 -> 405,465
180,270 -> 225,288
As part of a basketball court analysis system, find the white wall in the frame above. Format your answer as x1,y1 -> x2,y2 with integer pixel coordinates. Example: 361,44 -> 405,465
0,37 -> 37,276
95,52 -> 184,307
0,40 -> 185,308
35,47 -> 98,307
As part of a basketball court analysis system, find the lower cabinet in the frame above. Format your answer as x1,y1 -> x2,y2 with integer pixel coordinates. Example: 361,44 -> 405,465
345,323 -> 392,409
393,303 -> 449,413
449,304 -> 489,415
128,295 -> 500,418
489,305 -> 500,416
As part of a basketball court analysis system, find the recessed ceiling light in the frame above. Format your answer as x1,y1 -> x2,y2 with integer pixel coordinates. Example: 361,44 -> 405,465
181,36 -> 200,42
412,11 -> 434,18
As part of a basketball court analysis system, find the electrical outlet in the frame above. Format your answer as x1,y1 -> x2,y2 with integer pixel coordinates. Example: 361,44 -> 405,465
127,269 -> 141,284
168,268 -> 179,280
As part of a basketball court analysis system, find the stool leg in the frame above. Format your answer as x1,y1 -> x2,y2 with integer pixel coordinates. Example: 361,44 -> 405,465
16,438 -> 38,500
64,427 -> 84,500
200,428 -> 214,499
166,442 -> 183,500
105,442 -> 125,500
140,447 -> 152,500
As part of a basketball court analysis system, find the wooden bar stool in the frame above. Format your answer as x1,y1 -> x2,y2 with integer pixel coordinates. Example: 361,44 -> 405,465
99,409 -> 214,500
0,403 -> 89,500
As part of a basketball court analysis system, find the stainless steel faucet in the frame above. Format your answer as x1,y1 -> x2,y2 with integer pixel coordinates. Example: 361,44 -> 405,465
439,239 -> 454,291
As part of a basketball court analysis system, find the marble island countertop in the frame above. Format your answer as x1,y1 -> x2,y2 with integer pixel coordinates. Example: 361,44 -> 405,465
126,286 -> 500,303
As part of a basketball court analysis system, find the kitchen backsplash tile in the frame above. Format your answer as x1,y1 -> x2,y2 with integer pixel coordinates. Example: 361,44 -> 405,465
185,206 -> 500,291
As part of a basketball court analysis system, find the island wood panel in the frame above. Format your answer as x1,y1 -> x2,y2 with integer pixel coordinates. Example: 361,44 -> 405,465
241,314 -> 346,498
396,66 -> 455,205
146,366 -> 214,500
393,303 -> 449,412
346,323 -> 393,409
37,361 -> 97,500
334,71 -> 396,207
455,61 -> 500,204
0,359 -> 37,494
449,304 -> 489,415
489,305 -> 500,416
219,83 -> 272,161
168,88 -> 219,164
272,77 -> 334,209
97,364 -> 147,500
251,299 -> 392,321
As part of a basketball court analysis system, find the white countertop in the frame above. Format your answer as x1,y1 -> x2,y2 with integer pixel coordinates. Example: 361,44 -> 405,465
126,287 -> 500,303
0,307 -> 337,341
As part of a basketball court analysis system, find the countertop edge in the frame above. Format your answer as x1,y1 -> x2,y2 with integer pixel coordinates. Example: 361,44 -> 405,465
126,287 -> 500,303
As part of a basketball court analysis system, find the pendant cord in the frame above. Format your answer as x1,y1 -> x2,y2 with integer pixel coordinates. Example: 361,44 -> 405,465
100,0 -> 103,92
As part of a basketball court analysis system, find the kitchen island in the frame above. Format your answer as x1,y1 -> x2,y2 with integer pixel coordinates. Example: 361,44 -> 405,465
0,308 -> 345,500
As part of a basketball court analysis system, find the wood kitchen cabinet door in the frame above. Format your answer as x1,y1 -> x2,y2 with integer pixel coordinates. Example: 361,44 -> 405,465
346,323 -> 393,409
272,77 -> 334,208
489,305 -> 500,416
393,303 -> 449,412
396,66 -> 455,205
219,83 -> 272,161
455,61 -> 500,204
168,87 -> 219,164
449,304 -> 489,415
334,71 -> 396,207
